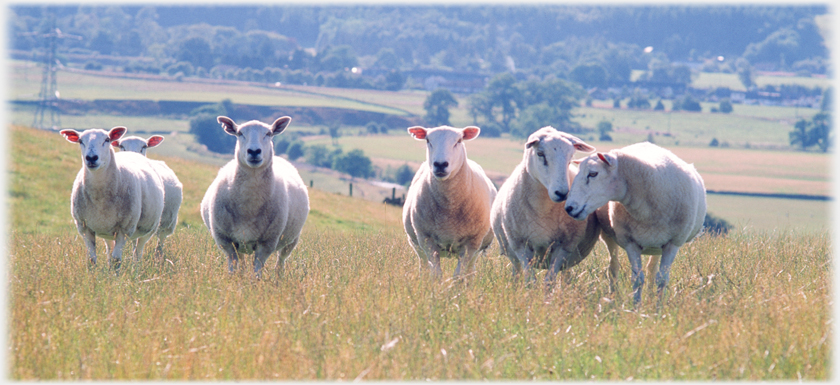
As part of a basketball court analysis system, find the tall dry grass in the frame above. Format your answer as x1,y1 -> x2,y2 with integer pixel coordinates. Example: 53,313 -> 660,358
9,226 -> 830,380
8,124 -> 830,380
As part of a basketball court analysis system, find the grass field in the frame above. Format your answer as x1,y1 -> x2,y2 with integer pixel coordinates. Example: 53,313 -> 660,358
8,125 -> 832,380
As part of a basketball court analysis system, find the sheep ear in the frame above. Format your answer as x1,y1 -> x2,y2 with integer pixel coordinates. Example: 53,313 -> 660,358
108,126 -> 127,142
573,141 -> 596,153
146,135 -> 165,148
111,140 -> 120,147
462,126 -> 480,141
525,137 -> 540,149
408,126 -> 427,140
597,152 -> 615,167
60,129 -> 80,143
218,116 -> 237,136
271,116 -> 292,136
572,158 -> 583,165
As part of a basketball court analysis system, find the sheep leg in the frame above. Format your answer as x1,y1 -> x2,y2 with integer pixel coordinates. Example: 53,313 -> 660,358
454,245 -> 479,279
253,243 -> 280,279
601,234 -> 622,292
110,233 -> 129,271
217,241 -> 239,273
545,247 -> 572,288
133,233 -> 154,262
420,238 -> 443,277
625,243 -> 645,304
83,230 -> 98,265
274,241 -> 298,277
654,243 -> 680,300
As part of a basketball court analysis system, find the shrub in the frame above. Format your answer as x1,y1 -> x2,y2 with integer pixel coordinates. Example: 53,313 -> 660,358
704,213 -> 734,235
332,149 -> 374,178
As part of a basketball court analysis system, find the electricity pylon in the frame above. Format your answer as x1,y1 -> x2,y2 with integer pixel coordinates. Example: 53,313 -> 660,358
21,24 -> 81,130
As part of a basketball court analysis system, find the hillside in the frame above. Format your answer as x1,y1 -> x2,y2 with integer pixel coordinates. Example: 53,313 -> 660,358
9,125 -> 403,236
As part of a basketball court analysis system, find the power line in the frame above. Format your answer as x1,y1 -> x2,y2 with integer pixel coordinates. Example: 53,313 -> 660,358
20,21 -> 82,130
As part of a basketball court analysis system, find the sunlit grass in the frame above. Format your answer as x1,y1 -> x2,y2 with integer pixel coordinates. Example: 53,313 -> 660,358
9,123 -> 832,380
9,226 -> 831,380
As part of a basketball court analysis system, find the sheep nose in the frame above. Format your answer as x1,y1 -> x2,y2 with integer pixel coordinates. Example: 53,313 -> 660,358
565,205 -> 574,214
554,191 -> 567,201
85,155 -> 98,163
247,149 -> 261,157
433,161 -> 449,170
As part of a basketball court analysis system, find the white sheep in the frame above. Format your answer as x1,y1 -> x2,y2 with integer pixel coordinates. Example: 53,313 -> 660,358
112,134 -> 164,156
564,141 -> 707,303
200,116 -> 309,277
402,125 -> 498,278
60,127 -> 165,268
490,127 -> 600,285
112,134 -> 183,258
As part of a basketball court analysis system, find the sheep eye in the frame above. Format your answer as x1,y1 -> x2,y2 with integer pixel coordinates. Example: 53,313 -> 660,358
536,151 -> 545,158
588,171 -> 598,178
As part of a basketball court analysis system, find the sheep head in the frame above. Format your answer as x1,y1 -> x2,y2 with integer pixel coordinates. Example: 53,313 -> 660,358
408,125 -> 479,181
565,151 -> 623,220
524,126 -> 595,203
61,127 -> 126,171
112,135 -> 164,156
218,116 -> 292,169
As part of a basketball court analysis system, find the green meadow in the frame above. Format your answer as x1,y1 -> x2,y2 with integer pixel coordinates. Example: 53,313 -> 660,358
8,124 -> 832,380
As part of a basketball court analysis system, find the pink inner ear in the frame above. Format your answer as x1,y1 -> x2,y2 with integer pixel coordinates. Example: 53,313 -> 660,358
109,127 -> 127,141
146,136 -> 164,148
60,130 -> 80,143
111,140 -> 120,147
574,143 -> 595,153
462,126 -> 480,140
597,153 -> 609,164
408,127 -> 427,140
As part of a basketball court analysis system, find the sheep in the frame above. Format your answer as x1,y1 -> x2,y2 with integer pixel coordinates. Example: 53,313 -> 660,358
200,116 -> 309,277
564,141 -> 707,303
402,125 -> 498,278
60,127 -> 165,268
490,127 -> 600,286
112,135 -> 183,258
112,134 -> 164,156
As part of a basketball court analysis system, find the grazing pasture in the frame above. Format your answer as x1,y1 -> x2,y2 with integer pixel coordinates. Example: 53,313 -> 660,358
8,124 -> 832,380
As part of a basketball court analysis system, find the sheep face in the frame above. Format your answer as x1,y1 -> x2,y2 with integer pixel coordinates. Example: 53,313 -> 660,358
61,127 -> 126,171
218,116 -> 292,169
112,135 -> 164,156
524,127 -> 595,203
408,125 -> 480,181
565,152 -> 623,221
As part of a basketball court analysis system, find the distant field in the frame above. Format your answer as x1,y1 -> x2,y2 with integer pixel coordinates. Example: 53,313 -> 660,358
10,61 -> 409,116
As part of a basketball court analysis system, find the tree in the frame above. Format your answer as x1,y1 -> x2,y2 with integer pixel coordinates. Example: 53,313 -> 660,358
789,118 -> 810,151
395,164 -> 415,186
735,58 -> 754,89
597,120 -> 613,141
383,70 -> 405,91
177,37 -> 214,70
333,149 -> 374,178
305,144 -> 341,168
424,88 -> 458,126
809,112 -> 831,152
287,141 -> 305,161
484,73 -> 521,133
569,63 -> 607,88
189,99 -> 235,154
